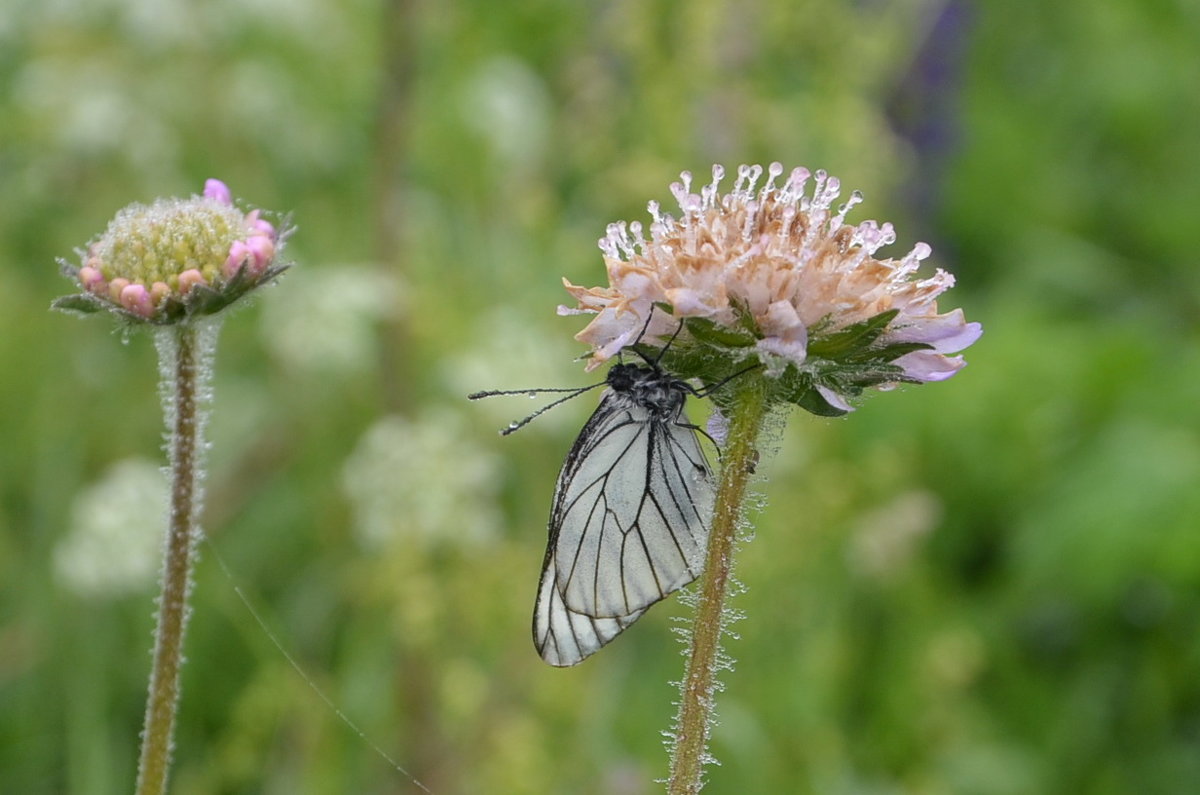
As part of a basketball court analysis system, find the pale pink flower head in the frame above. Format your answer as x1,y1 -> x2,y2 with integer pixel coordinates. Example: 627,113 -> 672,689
53,179 -> 290,326
562,163 -> 981,414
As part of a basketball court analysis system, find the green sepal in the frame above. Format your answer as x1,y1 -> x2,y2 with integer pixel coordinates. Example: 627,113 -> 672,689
50,294 -> 106,315
795,386 -> 850,417
728,297 -> 763,337
629,341 -> 712,381
157,296 -> 188,324
186,284 -> 226,314
684,316 -> 757,348
770,366 -> 856,417
53,263 -> 291,326
807,308 -> 899,358
632,334 -> 761,392
182,262 -> 291,320
612,304 -> 937,418
845,362 -> 907,387
847,340 -> 933,364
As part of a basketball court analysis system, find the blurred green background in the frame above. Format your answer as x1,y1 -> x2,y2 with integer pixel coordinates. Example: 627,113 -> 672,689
2,0 -> 1198,793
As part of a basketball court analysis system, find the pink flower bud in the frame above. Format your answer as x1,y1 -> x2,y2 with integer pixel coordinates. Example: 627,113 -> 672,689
223,240 -> 251,279
244,210 -> 277,240
204,179 -> 233,205
177,269 -> 206,295
108,277 -> 130,302
151,281 -> 171,304
79,266 -> 107,294
245,235 -> 275,275
120,283 -> 155,317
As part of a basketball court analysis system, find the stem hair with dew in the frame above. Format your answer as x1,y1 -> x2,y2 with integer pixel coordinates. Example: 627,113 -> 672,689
52,179 -> 292,793
135,321 -> 218,795
666,375 -> 769,794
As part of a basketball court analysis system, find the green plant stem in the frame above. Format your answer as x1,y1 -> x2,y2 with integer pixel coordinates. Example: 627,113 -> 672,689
668,379 -> 768,794
135,324 -> 206,795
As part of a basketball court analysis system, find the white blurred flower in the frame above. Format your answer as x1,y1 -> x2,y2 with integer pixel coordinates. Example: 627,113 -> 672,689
13,59 -> 177,166
444,308 -> 585,435
54,459 -> 167,597
342,411 -> 500,549
459,56 -> 551,173
847,489 -> 942,581
260,264 -> 403,376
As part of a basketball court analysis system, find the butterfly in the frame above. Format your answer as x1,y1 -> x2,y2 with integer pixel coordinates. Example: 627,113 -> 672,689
471,324 -> 724,666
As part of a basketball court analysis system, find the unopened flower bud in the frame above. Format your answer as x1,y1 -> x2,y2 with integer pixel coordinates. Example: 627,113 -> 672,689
79,266 -> 107,294
108,277 -> 130,303
204,179 -> 233,205
245,235 -> 275,274
223,241 -> 251,280
120,283 -> 154,317
151,281 -> 171,305
53,179 -> 289,324
177,269 -> 206,295
244,210 -> 276,240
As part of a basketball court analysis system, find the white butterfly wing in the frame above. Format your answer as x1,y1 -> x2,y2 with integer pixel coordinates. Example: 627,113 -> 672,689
533,390 -> 714,666
533,547 -> 646,667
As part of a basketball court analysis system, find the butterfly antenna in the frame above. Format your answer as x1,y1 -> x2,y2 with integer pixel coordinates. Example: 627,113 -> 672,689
470,382 -> 606,435
629,305 -> 684,367
635,305 -> 657,342
468,384 -> 602,399
692,362 -> 764,398
652,319 -> 686,366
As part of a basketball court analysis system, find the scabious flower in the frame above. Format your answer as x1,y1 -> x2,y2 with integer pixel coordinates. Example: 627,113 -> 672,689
52,179 -> 288,324
561,163 -> 981,415
52,179 -> 291,795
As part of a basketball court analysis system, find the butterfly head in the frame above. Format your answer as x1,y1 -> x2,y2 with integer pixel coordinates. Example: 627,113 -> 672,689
606,362 -> 687,416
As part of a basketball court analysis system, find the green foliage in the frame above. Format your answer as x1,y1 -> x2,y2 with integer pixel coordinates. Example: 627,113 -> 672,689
2,0 -> 1198,793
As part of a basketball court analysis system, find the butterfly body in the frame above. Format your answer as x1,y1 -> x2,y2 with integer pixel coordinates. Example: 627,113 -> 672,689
534,362 -> 714,666
602,362 -> 687,418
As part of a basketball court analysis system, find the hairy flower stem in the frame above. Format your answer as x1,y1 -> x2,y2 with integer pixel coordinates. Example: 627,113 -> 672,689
135,324 -> 213,795
668,379 -> 768,794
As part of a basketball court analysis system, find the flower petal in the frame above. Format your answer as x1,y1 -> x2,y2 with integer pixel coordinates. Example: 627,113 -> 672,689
755,336 -> 807,369
816,385 -> 855,413
665,287 -> 720,318
895,350 -> 967,382
706,409 -> 729,446
886,308 -> 982,353
574,306 -> 642,369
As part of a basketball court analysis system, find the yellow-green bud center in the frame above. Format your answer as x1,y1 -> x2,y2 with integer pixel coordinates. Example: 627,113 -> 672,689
93,198 -> 245,287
